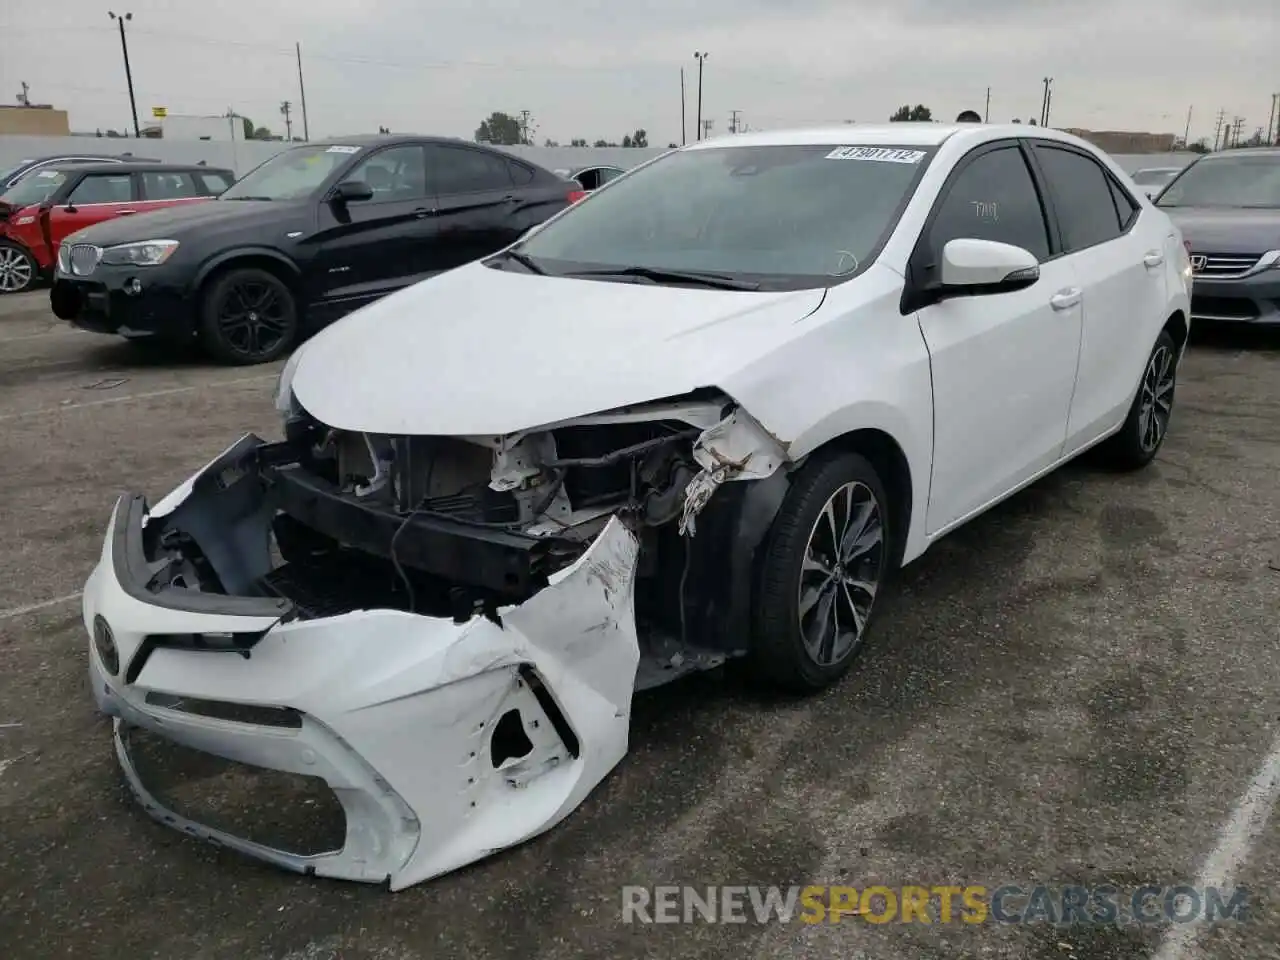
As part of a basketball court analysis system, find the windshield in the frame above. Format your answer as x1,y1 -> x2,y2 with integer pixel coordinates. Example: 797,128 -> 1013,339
511,143 -> 934,289
1133,169 -> 1178,186
219,144 -> 361,201
1156,155 -> 1280,208
0,169 -> 67,207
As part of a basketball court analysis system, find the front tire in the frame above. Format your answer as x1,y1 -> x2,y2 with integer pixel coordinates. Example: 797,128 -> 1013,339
1099,329 -> 1178,470
751,451 -> 892,693
197,267 -> 298,365
0,241 -> 37,294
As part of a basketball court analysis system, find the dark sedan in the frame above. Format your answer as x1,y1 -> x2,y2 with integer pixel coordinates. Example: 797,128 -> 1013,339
1155,148 -> 1280,326
49,135 -> 576,364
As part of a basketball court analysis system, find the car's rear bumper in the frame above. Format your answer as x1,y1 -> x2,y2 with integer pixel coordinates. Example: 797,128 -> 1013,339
51,268 -> 196,339
84,437 -> 641,889
1190,272 -> 1280,325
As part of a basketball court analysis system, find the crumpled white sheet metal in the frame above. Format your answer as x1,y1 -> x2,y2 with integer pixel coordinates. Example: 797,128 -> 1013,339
84,458 -> 641,890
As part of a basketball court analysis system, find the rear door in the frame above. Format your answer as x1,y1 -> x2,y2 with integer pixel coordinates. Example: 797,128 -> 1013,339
1028,142 -> 1169,451
426,144 -> 533,272
44,171 -> 137,265
310,143 -> 436,312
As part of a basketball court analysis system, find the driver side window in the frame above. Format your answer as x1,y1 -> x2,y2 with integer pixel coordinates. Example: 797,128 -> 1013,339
928,146 -> 1051,263
348,146 -> 427,202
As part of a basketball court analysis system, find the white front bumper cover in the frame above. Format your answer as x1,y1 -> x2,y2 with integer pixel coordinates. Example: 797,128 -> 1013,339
84,438 -> 641,890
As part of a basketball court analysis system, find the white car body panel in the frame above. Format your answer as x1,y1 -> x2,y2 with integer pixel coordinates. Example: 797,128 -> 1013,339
83,122 -> 1191,889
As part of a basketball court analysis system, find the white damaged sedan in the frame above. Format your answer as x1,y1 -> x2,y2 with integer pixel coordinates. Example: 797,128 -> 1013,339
84,123 -> 1191,889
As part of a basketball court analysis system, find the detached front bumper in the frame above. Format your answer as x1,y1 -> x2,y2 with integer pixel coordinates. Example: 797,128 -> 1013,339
84,440 -> 641,890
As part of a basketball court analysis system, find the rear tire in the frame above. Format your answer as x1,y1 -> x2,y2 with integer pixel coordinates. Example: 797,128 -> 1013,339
197,267 -> 298,365
1098,329 -> 1179,470
0,241 -> 37,294
750,450 -> 892,693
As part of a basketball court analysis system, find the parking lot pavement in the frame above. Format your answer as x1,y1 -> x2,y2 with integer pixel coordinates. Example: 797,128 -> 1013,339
0,303 -> 1277,960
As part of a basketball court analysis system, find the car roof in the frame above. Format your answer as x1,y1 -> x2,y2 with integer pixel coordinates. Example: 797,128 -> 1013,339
44,162 -> 233,174
292,134 -> 492,149
1195,147 -> 1280,160
683,122 -> 1102,152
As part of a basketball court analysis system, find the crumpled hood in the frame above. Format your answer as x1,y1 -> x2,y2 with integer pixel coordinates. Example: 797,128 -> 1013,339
291,260 -> 830,436
1162,206 -> 1280,255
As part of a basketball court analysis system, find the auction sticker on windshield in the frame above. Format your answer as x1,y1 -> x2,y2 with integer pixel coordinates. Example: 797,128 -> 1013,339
325,145 -> 361,154
825,147 -> 926,163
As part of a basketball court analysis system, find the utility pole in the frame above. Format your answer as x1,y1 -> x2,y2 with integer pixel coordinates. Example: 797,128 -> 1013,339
1232,116 -> 1245,148
680,68 -> 686,145
17,81 -> 30,106
693,51 -> 708,141
1268,93 -> 1278,146
517,109 -> 533,145
1040,77 -> 1053,127
728,109 -> 742,134
296,42 -> 309,141
1212,108 -> 1226,151
108,11 -> 139,137
280,100 -> 293,141
1183,105 -> 1192,148
984,86 -> 990,123
701,118 -> 713,139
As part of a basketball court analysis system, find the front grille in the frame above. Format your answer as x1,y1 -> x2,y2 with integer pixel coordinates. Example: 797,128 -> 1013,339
69,243 -> 102,277
1191,252 -> 1262,279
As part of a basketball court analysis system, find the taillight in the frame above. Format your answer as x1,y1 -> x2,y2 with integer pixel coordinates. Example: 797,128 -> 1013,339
567,189 -> 587,204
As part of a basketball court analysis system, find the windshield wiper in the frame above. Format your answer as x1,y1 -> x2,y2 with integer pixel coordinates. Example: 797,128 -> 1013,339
566,266 -> 760,290
492,248 -> 545,274
222,195 -> 274,201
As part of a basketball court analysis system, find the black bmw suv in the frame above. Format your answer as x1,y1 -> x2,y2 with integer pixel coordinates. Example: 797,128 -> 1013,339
50,135 -> 576,364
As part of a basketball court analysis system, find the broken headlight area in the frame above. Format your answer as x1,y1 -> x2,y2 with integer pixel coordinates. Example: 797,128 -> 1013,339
137,389 -> 790,680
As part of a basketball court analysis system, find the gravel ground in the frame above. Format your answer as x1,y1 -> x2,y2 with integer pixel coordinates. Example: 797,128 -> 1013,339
0,290 -> 1277,960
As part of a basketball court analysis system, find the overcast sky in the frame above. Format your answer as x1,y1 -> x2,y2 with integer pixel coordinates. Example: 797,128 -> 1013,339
3,0 -> 1275,146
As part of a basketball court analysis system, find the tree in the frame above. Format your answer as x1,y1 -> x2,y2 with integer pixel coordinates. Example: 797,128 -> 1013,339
544,137 -> 560,147
889,104 -> 932,122
570,138 -> 587,147
474,111 -> 522,145
668,142 -> 678,148
629,128 -> 648,147
240,116 -> 255,140
1187,139 -> 1210,154
253,126 -> 273,140
1011,118 -> 1022,124
593,138 -> 617,147
622,134 -> 632,147
1028,118 -> 1038,125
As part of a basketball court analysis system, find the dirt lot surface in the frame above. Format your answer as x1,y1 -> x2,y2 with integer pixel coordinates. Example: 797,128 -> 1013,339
1,290 -> 1277,960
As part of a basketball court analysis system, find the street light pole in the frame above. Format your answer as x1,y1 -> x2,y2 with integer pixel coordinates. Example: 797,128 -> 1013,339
108,11 -> 139,137
693,52 -> 708,141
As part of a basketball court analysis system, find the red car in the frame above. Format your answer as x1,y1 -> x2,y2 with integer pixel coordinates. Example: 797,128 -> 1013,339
0,162 -> 234,294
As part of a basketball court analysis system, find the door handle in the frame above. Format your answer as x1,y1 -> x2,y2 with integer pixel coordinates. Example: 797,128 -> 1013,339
412,207 -> 433,219
1143,252 -> 1164,268
502,194 -> 517,203
117,210 -> 137,215
1049,287 -> 1082,311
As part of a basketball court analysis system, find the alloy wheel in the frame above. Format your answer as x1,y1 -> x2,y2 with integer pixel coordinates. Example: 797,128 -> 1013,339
217,279 -> 290,359
797,480 -> 885,667
1137,344 -> 1175,453
0,246 -> 34,293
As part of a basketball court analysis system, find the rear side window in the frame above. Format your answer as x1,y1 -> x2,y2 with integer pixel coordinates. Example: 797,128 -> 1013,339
67,174 -> 133,205
199,171 -> 233,194
431,146 -> 513,194
141,171 -> 200,200
927,146 -> 1051,262
1033,146 -> 1125,252
1108,177 -> 1138,229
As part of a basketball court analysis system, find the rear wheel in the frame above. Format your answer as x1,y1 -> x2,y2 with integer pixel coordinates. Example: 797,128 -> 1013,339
1098,329 -> 1178,470
750,451 -> 891,692
0,242 -> 37,294
197,267 -> 298,365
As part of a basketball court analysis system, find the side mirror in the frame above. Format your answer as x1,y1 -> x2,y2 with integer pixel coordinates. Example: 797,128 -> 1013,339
331,180 -> 374,203
939,238 -> 1039,292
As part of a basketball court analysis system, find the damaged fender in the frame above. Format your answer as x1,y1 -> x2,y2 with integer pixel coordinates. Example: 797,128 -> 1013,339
84,439 -> 642,890
680,407 -> 788,536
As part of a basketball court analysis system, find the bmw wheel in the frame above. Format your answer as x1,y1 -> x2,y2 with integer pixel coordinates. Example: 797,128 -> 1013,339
198,266 -> 299,365
0,242 -> 37,294
752,450 -> 891,692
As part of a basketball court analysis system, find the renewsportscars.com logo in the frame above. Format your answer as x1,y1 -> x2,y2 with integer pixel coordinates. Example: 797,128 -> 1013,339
621,885 -> 1252,926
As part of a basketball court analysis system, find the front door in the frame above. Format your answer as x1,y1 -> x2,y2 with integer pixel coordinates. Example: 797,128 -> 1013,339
912,142 -> 1085,534
426,144 -> 525,272
310,144 -> 437,314
44,171 -> 137,266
